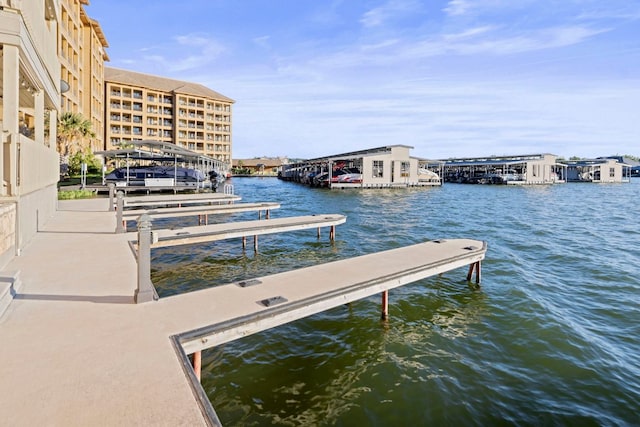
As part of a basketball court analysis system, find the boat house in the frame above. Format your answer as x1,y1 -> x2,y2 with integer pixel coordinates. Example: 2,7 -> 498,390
280,145 -> 442,189
436,153 -> 566,185
96,140 -> 230,189
559,157 -> 631,183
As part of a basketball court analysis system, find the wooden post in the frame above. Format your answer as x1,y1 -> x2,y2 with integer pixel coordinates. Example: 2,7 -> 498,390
317,227 -> 321,239
242,236 -> 246,249
330,225 -> 336,241
192,351 -> 202,382
466,261 -> 482,284
254,235 -> 258,251
115,191 -> 125,233
266,209 -> 270,219
381,290 -> 389,320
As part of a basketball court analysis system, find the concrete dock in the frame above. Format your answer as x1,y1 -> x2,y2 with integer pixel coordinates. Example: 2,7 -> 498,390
0,197 -> 486,426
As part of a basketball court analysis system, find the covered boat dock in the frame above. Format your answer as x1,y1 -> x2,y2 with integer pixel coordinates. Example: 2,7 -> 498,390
95,140 -> 230,191
436,153 -> 566,185
560,157 -> 632,183
279,145 -> 442,189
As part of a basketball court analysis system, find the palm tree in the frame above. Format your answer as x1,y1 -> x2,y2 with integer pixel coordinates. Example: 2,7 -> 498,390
56,112 -> 96,157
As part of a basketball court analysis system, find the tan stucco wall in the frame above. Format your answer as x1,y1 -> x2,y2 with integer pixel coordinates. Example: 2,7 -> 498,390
0,203 -> 16,269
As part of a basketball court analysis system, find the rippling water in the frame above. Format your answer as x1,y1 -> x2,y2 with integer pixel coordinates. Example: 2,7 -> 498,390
152,177 -> 640,426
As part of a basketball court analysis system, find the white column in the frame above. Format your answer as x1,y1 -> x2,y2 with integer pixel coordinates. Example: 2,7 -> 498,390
2,45 -> 20,196
34,91 -> 45,145
48,108 -> 58,150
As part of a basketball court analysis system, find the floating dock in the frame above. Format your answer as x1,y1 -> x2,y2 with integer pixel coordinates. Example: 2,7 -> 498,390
0,197 -> 487,426
118,202 -> 281,232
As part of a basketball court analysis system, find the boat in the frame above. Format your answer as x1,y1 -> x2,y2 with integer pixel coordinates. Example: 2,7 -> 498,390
418,167 -> 441,183
105,165 -> 217,189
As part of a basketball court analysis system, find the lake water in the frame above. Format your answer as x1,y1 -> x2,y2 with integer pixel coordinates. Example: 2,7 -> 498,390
151,177 -> 640,426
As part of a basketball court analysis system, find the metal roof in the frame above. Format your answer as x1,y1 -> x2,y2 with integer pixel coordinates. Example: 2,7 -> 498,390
95,140 -> 227,167
305,145 -> 415,162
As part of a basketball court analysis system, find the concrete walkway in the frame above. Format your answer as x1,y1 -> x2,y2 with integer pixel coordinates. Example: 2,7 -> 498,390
0,197 -> 207,426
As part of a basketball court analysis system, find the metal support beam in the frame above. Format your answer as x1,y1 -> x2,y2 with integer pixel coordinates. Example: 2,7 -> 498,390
381,290 -> 389,320
191,351 -> 202,382
466,261 -> 481,284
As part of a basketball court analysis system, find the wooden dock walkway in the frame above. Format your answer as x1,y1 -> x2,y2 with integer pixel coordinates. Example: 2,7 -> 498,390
150,238 -> 486,424
120,192 -> 241,208
0,197 -> 488,426
118,202 -> 281,232
139,214 -> 347,249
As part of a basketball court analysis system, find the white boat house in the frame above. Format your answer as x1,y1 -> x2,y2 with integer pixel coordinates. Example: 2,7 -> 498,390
560,157 -> 631,183
435,153 -> 566,185
279,145 -> 442,189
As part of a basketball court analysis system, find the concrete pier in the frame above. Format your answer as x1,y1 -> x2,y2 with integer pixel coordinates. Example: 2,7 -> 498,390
0,197 -> 486,426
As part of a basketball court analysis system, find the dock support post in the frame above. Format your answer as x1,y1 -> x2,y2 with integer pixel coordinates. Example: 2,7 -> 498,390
317,227 -> 321,239
242,236 -> 247,249
115,191 -> 125,234
254,235 -> 258,251
381,290 -> 389,320
330,225 -> 336,241
466,261 -> 482,284
108,183 -> 115,212
191,351 -> 202,382
266,209 -> 270,219
135,214 -> 156,303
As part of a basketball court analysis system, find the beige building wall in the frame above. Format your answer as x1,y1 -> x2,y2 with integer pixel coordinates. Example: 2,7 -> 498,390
59,0 -> 108,152
80,10 -> 109,152
1,0 -> 62,267
104,67 -> 234,165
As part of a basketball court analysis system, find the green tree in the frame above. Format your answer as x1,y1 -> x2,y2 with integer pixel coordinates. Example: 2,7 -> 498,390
57,112 -> 96,157
68,148 -> 102,175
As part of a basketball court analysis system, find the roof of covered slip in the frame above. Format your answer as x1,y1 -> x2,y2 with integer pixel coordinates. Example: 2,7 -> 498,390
95,140 -> 226,167
441,153 -> 556,167
305,145 -> 415,162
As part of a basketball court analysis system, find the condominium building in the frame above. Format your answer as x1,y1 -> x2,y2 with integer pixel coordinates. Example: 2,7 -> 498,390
59,0 -> 109,152
104,67 -> 234,163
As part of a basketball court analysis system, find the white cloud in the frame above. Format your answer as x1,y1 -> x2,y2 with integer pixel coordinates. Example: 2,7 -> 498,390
360,0 -> 423,28
442,0 -> 472,17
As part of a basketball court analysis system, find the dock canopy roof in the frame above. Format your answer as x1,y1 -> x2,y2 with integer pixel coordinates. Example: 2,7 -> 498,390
96,140 -> 228,169
305,145 -> 415,163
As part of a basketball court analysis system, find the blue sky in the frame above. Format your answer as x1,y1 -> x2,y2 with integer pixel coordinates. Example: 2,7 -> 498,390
87,0 -> 640,160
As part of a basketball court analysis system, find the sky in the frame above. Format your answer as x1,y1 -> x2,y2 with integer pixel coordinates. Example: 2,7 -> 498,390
86,0 -> 640,160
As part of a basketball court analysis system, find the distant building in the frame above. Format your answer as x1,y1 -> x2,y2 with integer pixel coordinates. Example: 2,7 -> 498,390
233,157 -> 287,176
104,67 -> 234,165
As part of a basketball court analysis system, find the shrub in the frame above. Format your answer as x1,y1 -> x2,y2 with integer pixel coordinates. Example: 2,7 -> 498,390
58,189 -> 96,200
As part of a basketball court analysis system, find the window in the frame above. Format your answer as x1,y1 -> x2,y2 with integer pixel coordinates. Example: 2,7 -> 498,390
373,160 -> 384,178
400,161 -> 410,177
610,167 -> 615,178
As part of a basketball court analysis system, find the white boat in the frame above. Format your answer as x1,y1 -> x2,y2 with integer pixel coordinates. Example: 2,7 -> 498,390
106,165 -> 216,189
